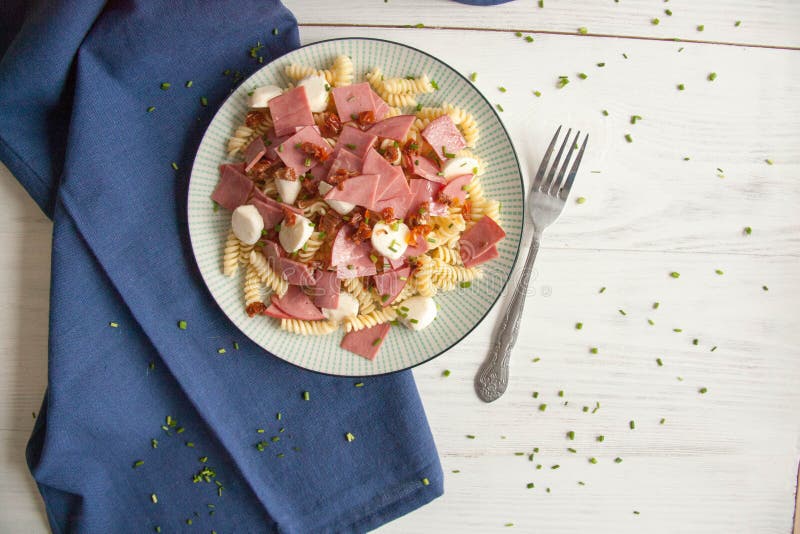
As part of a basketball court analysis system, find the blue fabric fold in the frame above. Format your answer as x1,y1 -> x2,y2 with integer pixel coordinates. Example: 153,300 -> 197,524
1,1 -> 443,532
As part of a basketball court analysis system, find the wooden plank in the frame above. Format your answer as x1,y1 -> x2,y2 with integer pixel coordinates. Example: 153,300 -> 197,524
284,0 -> 800,49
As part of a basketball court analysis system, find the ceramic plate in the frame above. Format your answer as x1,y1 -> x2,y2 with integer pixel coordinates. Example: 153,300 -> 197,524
188,38 -> 524,376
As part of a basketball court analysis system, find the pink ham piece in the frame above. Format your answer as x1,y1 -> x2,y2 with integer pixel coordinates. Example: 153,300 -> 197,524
273,286 -> 324,321
421,115 -> 467,161
268,86 -> 314,136
409,155 -> 446,184
263,303 -> 294,320
367,115 -> 415,142
408,178 -> 441,215
311,270 -> 340,309
278,256 -> 316,286
263,129 -> 289,160
458,215 -> 506,266
211,164 -> 253,210
326,149 -> 363,181
421,201 -> 449,216
250,189 -> 302,228
243,137 -> 267,172
331,82 -> 375,123
387,256 -> 406,270
309,158 -> 333,182
323,174 -> 380,211
463,244 -> 499,268
440,174 -> 473,203
372,175 -> 413,219
373,266 -> 410,306
403,233 -> 428,258
334,126 -> 377,160
330,225 -> 377,279
340,322 -> 391,360
276,126 -> 333,175
369,89 -> 390,121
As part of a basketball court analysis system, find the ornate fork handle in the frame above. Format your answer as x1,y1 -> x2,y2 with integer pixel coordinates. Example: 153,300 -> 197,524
475,231 -> 541,402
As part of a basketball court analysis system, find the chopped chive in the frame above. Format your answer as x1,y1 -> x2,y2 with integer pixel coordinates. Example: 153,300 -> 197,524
466,434 -> 476,439
514,452 -> 525,456
599,286 -> 606,293
146,106 -> 155,113
567,447 -> 577,453
442,370 -> 451,377
673,327 -> 682,332
578,72 -> 588,80
178,320 -> 187,330
625,134 -> 633,143
171,162 -> 178,171
670,271 -> 680,278
176,427 -> 185,434
744,226 -> 752,235
532,391 -> 539,398
763,285 -> 769,291
629,420 -> 636,429
656,358 -> 663,367
345,432 -> 356,442
660,418 -> 666,425
578,27 -> 588,35
200,96 -> 208,106
272,28 -> 279,35
677,83 -> 685,91
665,9 -> 672,16
614,457 -> 623,463
567,430 -> 575,440
151,493 -> 158,504
597,62 -> 605,67
217,348 -> 226,354
602,109 -> 609,116
185,80 -> 193,88
630,115 -> 643,124
515,31 -> 522,37
596,435 -> 605,442
496,104 -> 504,112
735,20 -> 742,27
592,402 -> 600,413
692,338 -> 699,346
460,281 -> 472,288
589,347 -> 598,354
533,90 -> 541,97
575,322 -> 583,329
498,86 -> 507,93
302,391 -> 310,401
421,477 -> 430,486
576,196 -> 586,204
532,357 -> 540,363
233,341 -> 239,350
697,24 -> 704,31
186,442 -> 194,447
647,319 -> 654,325
526,482 -> 535,489
538,403 -> 547,412
582,406 -> 589,412
525,35 -> 534,42
160,82 -> 170,90
619,309 -> 627,316
109,322 -> 119,328
651,18 -> 660,25
551,464 -> 560,470
699,387 -> 708,394
708,72 -> 717,81
469,72 -> 477,82
558,390 -> 565,397
589,457 -> 598,464
133,460 -> 145,469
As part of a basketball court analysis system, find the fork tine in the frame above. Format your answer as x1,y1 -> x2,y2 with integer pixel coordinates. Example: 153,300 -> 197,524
549,130 -> 580,196
559,134 -> 589,200
530,125 -> 562,192
539,128 -> 572,192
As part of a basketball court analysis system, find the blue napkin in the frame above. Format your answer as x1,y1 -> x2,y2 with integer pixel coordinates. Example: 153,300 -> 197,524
0,1 -> 443,532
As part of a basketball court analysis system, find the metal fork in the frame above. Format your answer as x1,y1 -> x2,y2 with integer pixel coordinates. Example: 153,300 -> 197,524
475,126 -> 588,402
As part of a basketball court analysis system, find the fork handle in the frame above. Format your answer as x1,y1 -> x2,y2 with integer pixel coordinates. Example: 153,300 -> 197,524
475,231 -> 541,402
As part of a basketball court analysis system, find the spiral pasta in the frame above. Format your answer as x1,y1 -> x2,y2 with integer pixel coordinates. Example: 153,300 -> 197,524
227,121 -> 271,157
249,250 -> 288,296
470,198 -> 501,225
342,277 -> 377,315
392,279 -> 418,304
260,178 -> 278,198
284,63 -> 335,85
427,214 -> 466,249
343,308 -> 398,333
296,232 -> 324,263
431,245 -> 463,266
301,200 -> 329,219
382,75 -> 434,95
413,255 -> 437,297
365,67 -> 417,108
430,259 -> 481,290
244,264 -> 263,307
280,318 -> 339,336
239,241 -> 254,265
331,55 -> 354,87
222,230 -> 240,277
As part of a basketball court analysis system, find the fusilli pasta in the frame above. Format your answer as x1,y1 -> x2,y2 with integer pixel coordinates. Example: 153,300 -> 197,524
222,230 -> 240,277
343,308 -> 398,333
342,277 -> 377,315
331,55 -> 354,87
280,318 -> 339,336
284,63 -> 334,84
296,232 -> 324,263
249,250 -> 288,296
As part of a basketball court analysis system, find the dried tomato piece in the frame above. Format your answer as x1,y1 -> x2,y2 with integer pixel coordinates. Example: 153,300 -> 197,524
300,142 -> 330,163
380,207 -> 395,221
382,145 -> 400,164
282,206 -> 297,226
357,110 -> 376,127
436,191 -> 452,205
461,200 -> 472,219
347,211 -> 364,228
274,166 -> 297,182
408,224 -> 432,244
351,222 -> 373,244
246,302 -> 266,317
318,210 -> 343,235
320,113 -> 342,138
300,175 -> 318,195
245,110 -> 269,128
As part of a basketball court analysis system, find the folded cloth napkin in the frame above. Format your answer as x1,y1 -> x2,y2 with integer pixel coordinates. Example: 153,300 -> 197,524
0,1 -> 443,532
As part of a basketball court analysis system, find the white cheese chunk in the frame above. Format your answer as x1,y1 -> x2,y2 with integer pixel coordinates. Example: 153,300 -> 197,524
371,221 -> 409,260
442,156 -> 480,180
249,85 -> 282,108
397,296 -> 437,331
297,75 -> 329,113
318,181 -> 355,215
275,178 -> 301,205
278,214 -> 314,253
322,293 -> 360,324
231,205 -> 264,245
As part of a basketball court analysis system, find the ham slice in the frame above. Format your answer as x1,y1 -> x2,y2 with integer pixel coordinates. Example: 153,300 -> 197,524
388,256 -> 406,270
243,137 -> 267,172
276,125 -> 333,175
278,256 -> 316,286
440,174 -> 473,203
370,89 -> 390,121
331,225 -> 377,279
404,233 -> 429,257
334,126 -> 377,160
463,244 -> 499,268
408,178 -> 441,215
273,286 -> 324,321
372,174 -> 413,219
268,86 -> 314,136
211,164 -> 253,210
421,115 -> 467,161
367,115 -> 415,141
331,82 -> 375,122
326,149 -> 363,181
409,155 -> 446,184
263,303 -> 294,319
311,270 -> 340,309
459,215 -> 506,266
373,266 -> 410,306
263,129 -> 289,160
340,322 -> 391,360
421,201 -> 449,216
323,174 -> 380,211
250,189 -> 302,228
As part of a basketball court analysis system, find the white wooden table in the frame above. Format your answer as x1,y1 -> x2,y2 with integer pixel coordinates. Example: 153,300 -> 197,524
2,1 -> 799,532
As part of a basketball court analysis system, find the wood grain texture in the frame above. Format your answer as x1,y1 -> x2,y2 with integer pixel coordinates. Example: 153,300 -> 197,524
1,3 -> 800,533
284,0 -> 800,49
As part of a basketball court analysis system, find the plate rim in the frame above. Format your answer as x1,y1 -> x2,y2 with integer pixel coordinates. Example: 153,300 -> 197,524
187,36 -> 526,377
